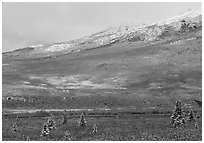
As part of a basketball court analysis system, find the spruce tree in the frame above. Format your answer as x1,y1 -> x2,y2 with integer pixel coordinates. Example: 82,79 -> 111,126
41,124 -> 50,137
62,110 -> 68,124
47,117 -> 56,130
170,100 -> 186,127
78,113 -> 87,128
187,106 -> 198,129
12,122 -> 18,132
93,124 -> 98,134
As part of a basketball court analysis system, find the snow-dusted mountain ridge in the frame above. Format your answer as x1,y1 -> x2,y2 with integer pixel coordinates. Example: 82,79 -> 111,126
3,8 -> 202,59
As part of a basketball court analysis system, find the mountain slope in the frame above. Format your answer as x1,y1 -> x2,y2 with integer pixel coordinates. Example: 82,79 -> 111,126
3,8 -> 201,60
2,9 -> 202,110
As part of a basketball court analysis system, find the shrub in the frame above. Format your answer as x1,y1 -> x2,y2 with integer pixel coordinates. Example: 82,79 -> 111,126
26,136 -> 31,141
63,131 -> 72,141
180,20 -> 191,32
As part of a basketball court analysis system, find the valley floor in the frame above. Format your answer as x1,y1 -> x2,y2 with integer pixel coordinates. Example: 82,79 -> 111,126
2,108 -> 202,141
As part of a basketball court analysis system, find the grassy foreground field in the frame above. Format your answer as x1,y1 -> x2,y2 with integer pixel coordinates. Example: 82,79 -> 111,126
2,108 -> 202,141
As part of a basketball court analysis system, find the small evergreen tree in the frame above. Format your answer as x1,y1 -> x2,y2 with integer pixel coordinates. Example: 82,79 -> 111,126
41,124 -> 50,137
78,113 -> 87,128
170,100 -> 186,128
93,124 -> 98,134
12,122 -> 18,132
187,106 -> 198,129
47,117 -> 56,130
62,110 -> 68,124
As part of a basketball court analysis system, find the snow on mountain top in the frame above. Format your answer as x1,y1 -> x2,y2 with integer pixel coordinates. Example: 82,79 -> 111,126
28,44 -> 44,49
4,8 -> 201,56
156,8 -> 201,26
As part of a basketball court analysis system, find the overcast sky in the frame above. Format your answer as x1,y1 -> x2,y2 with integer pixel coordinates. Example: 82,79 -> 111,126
2,2 -> 201,52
